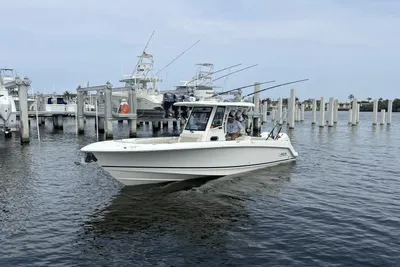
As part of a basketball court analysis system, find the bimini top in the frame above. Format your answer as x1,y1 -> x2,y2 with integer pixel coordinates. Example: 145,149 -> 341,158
173,100 -> 255,108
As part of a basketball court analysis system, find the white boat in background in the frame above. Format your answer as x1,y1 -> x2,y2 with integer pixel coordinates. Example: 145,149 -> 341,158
81,99 -> 298,186
112,51 -> 164,114
0,68 -> 19,133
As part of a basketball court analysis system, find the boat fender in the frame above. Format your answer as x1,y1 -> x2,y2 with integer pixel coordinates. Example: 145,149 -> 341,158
120,103 -> 130,114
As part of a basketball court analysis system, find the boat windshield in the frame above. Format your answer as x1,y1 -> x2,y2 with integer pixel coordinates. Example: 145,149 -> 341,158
185,107 -> 212,131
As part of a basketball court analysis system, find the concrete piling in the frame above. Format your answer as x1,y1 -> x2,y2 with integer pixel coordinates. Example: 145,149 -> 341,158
104,82 -> 113,139
18,77 -> 31,143
348,109 -> 352,124
289,88 -> 295,129
252,82 -> 261,135
333,99 -> 339,123
277,98 -> 282,125
312,99 -> 317,124
128,86 -> 137,137
380,109 -> 386,125
328,97 -> 334,127
387,100 -> 393,125
262,103 -> 268,124
282,107 -> 287,123
319,97 -> 325,128
372,99 -> 378,125
351,99 -> 357,126
77,90 -> 85,134
300,103 -> 305,122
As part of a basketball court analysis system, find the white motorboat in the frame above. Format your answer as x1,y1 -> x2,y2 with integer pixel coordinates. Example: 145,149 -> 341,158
81,99 -> 298,186
0,68 -> 19,133
113,51 -> 164,113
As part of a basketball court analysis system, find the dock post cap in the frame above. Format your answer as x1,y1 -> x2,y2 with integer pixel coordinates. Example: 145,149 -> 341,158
106,81 -> 112,87
15,77 -> 22,85
23,77 -> 31,86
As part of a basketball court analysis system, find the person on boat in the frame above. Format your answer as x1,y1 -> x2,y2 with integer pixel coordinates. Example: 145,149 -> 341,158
235,111 -> 246,136
226,115 -> 244,140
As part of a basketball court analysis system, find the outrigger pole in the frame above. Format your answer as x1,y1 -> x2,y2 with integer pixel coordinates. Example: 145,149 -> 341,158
156,39 -> 201,76
186,63 -> 243,84
213,80 -> 275,97
131,30 -> 155,76
212,64 -> 258,82
242,79 -> 309,99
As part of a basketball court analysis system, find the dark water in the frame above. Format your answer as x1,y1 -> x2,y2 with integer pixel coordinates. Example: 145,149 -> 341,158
1,112 -> 399,267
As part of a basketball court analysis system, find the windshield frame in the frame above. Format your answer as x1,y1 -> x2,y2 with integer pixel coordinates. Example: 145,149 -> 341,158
184,107 -> 213,131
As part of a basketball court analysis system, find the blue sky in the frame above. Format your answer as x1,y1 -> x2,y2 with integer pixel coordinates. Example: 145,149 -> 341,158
1,0 -> 399,102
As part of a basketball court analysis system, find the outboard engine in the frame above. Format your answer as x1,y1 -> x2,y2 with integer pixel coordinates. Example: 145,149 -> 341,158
4,127 -> 11,138
179,94 -> 190,119
171,94 -> 184,119
84,152 -> 97,163
163,92 -> 176,118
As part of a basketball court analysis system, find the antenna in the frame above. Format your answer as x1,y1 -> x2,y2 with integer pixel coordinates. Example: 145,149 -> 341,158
212,64 -> 258,82
155,39 -> 201,76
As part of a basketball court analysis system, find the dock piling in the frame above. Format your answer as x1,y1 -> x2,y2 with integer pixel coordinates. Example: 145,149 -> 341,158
351,99 -> 357,126
348,109 -> 352,125
18,77 -> 31,143
319,97 -> 325,128
387,100 -> 393,125
128,85 -> 138,137
77,89 -> 85,134
380,109 -> 386,125
104,82 -> 113,139
282,107 -> 287,123
328,97 -> 334,127
333,99 -> 339,123
311,99 -> 317,124
277,98 -> 283,125
372,99 -> 378,125
300,103 -> 305,122
289,88 -> 295,129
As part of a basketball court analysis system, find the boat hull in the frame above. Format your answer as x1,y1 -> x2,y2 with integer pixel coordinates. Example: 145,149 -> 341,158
111,91 -> 163,112
103,159 -> 296,185
84,142 -> 297,186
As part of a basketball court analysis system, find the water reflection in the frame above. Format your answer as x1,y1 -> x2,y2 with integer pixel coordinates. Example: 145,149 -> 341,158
86,163 -> 293,226
81,164 -> 295,259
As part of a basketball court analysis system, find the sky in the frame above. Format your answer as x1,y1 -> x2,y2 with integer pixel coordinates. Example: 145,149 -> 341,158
1,0 -> 399,102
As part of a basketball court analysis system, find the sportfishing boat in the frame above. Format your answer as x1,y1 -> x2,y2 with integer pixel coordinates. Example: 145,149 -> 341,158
81,99 -> 298,186
0,68 -> 19,134
113,51 -> 164,114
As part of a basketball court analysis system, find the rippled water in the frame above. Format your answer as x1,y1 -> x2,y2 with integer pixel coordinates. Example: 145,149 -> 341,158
1,112 -> 399,266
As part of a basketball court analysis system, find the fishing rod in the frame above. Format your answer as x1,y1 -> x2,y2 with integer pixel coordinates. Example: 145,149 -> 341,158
186,63 -> 242,85
213,80 -> 276,97
265,121 -> 281,140
212,64 -> 258,82
131,30 -> 155,76
155,39 -> 201,76
242,78 -> 309,99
